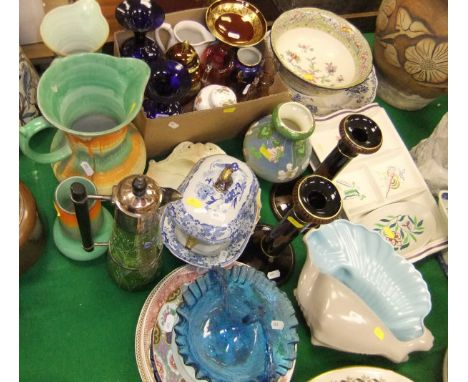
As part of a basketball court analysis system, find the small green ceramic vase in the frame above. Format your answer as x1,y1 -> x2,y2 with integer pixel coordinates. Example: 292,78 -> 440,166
19,53 -> 150,195
243,102 -> 315,183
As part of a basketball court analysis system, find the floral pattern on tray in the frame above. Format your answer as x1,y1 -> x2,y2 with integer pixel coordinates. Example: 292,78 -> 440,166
309,103 -> 448,262
372,213 -> 426,252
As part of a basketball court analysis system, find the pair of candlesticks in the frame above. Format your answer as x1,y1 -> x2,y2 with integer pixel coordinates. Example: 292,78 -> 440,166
239,114 -> 383,285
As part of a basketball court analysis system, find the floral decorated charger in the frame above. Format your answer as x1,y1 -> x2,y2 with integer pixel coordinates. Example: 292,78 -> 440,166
271,7 -> 372,89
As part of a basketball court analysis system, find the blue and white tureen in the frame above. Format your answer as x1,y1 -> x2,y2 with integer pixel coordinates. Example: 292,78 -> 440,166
162,154 -> 261,268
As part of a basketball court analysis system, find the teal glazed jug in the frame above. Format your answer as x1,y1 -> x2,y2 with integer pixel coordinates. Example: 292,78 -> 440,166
19,53 -> 150,194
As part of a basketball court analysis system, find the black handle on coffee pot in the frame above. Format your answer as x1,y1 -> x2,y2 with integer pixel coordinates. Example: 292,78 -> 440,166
70,182 -> 94,252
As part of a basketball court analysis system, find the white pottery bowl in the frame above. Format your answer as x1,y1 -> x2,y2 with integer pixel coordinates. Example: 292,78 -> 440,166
40,0 -> 109,56
295,219 -> 434,362
271,8 -> 372,90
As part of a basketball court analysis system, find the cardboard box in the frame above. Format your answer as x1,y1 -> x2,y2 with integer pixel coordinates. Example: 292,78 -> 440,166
114,7 -> 291,158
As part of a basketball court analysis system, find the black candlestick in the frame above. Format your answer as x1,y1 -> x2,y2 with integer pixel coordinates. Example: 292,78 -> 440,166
239,175 -> 342,285
270,114 -> 383,220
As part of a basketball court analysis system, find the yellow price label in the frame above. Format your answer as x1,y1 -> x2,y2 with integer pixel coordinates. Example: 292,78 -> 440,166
223,107 -> 236,113
374,326 -> 385,341
259,145 -> 271,161
186,197 -> 203,209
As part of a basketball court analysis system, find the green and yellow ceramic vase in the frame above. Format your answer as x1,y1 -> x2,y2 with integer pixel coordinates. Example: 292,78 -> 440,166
243,102 -> 315,183
19,53 -> 150,195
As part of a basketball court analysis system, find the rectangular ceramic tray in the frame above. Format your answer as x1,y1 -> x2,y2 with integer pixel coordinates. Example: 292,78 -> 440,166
309,103 -> 448,263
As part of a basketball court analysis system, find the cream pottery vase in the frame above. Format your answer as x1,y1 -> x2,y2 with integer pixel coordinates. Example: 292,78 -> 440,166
40,0 -> 109,56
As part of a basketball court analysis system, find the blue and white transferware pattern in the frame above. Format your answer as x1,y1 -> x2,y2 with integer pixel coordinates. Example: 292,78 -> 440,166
166,155 -> 259,245
161,201 -> 257,268
287,67 -> 378,116
162,154 -> 260,267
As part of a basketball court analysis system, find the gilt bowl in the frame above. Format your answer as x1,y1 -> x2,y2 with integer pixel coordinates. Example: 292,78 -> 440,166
205,0 -> 267,47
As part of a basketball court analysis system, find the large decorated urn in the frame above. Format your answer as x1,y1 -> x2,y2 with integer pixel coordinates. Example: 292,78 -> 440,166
374,0 -> 447,110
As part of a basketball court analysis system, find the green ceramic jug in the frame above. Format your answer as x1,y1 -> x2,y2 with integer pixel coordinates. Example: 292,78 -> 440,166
19,53 -> 150,194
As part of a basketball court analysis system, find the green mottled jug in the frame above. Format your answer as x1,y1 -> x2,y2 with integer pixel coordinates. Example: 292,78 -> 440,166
19,53 -> 150,194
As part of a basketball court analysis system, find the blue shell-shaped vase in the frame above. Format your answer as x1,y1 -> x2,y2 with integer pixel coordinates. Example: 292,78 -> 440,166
303,219 -> 432,341
174,265 -> 299,382
243,102 -> 315,183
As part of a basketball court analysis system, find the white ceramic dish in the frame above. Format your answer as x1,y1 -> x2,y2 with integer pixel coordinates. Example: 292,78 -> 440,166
359,201 -> 436,258
271,7 -> 372,89
146,142 -> 226,190
40,0 -> 109,56
308,366 -> 413,382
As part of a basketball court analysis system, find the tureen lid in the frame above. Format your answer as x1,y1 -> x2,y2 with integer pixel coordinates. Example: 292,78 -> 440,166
166,154 -> 259,245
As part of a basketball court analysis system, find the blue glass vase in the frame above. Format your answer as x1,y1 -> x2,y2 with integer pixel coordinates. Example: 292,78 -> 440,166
144,59 -> 191,117
174,266 -> 299,382
115,0 -> 165,63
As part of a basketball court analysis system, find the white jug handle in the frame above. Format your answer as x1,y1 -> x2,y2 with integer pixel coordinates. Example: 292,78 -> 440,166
155,22 -> 174,52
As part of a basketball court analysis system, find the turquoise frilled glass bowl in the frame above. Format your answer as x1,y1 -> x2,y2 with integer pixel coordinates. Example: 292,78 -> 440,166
304,219 -> 432,341
174,265 -> 299,382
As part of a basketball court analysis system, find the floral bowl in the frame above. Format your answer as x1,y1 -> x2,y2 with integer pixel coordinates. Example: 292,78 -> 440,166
296,219 -> 434,362
174,265 -> 299,382
162,154 -> 261,262
271,7 -> 372,90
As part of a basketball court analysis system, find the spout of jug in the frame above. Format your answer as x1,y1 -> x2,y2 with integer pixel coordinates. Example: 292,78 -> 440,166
160,187 -> 183,207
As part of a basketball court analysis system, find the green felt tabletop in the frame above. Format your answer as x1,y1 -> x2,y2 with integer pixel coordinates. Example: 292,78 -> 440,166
19,35 -> 448,382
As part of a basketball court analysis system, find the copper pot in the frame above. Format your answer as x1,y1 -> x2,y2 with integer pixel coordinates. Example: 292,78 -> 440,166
19,182 -> 44,274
